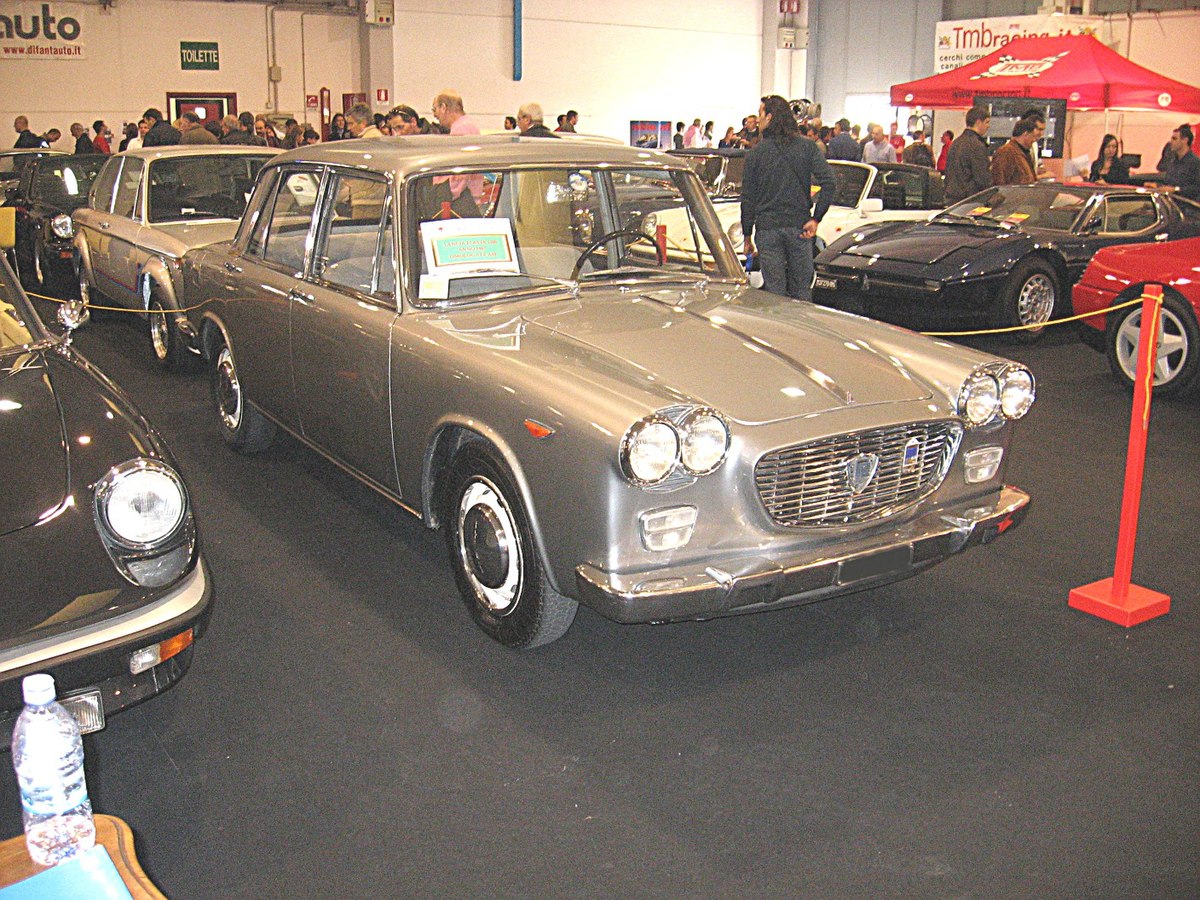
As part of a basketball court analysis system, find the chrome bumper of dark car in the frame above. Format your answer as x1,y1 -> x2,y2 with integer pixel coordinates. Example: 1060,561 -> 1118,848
575,486 -> 1029,625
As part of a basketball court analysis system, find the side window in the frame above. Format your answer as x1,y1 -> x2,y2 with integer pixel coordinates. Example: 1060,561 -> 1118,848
1101,196 -> 1158,234
257,169 -> 322,271
312,171 -> 393,298
90,157 -> 121,213
112,158 -> 144,219
236,169 -> 278,250
1174,196 -> 1200,227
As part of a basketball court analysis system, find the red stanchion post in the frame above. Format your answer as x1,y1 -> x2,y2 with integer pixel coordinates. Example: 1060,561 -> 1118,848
655,224 -> 667,265
1069,285 -> 1171,626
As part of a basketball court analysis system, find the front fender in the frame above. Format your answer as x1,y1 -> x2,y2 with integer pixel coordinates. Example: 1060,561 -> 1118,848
138,256 -> 179,310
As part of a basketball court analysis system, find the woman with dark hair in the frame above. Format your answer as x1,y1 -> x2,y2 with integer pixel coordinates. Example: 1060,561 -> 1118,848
1089,133 -> 1130,185
740,94 -> 836,301
328,112 -> 349,141
118,122 -> 138,153
504,115 -> 517,131
936,129 -> 954,173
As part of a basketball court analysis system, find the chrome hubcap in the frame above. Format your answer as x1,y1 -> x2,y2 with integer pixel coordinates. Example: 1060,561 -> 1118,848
1115,307 -> 1190,386
78,270 -> 91,307
149,303 -> 169,360
457,477 -> 521,613
1017,274 -> 1055,329
216,347 -> 242,431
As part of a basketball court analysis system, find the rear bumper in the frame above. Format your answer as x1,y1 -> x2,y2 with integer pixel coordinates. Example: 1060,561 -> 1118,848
576,486 -> 1029,624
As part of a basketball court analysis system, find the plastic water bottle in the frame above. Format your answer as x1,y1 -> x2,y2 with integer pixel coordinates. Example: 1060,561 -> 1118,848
10,674 -> 96,866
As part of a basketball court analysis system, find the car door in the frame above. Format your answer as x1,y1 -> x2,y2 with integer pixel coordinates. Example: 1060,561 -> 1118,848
98,156 -> 145,306
1065,193 -> 1164,283
77,156 -> 120,292
223,164 -> 325,432
290,167 -> 399,491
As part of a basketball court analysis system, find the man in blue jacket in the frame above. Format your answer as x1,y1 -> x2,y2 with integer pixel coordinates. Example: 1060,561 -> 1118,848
741,95 -> 836,301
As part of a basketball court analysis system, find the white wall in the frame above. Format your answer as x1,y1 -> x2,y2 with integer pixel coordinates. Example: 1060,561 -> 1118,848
0,0 -> 360,149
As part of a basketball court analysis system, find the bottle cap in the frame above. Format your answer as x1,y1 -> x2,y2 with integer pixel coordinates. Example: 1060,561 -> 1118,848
22,673 -> 56,705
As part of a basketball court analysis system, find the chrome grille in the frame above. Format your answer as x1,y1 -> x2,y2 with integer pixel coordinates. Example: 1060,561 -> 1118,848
755,422 -> 962,526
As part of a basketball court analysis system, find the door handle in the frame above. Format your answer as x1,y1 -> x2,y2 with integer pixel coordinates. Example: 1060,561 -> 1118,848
98,221 -> 110,229
289,288 -> 315,305
224,261 -> 243,273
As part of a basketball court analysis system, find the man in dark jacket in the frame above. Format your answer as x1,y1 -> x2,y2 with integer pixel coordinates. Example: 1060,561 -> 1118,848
826,118 -> 861,161
944,106 -> 991,203
741,94 -> 836,301
70,122 -> 93,154
1163,124 -> 1200,202
516,103 -> 558,138
140,108 -> 180,147
13,116 -> 47,149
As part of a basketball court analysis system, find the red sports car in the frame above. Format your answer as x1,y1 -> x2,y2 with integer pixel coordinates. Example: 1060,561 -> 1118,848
1075,235 -> 1200,398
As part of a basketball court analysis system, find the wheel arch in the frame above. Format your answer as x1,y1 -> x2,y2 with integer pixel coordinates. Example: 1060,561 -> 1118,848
198,312 -> 233,363
138,257 -> 178,310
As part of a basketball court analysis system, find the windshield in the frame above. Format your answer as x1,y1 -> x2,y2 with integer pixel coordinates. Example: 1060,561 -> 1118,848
31,157 -> 105,210
676,154 -> 745,198
937,185 -> 1092,231
827,164 -> 870,208
0,261 -> 46,353
407,165 -> 742,304
147,154 -> 273,223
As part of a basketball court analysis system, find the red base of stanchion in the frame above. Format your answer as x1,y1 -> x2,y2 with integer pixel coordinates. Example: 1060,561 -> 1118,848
1069,577 -> 1171,627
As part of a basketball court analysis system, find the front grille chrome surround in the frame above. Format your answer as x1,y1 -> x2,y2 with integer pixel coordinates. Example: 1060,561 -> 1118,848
755,421 -> 963,527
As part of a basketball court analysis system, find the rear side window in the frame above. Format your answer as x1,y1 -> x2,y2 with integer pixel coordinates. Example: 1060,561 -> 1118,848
112,157 -> 144,219
1100,196 -> 1158,234
90,157 -> 121,212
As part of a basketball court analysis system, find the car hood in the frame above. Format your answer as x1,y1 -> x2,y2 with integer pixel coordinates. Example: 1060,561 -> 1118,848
832,220 -> 1008,265
0,349 -> 70,536
520,283 -> 935,424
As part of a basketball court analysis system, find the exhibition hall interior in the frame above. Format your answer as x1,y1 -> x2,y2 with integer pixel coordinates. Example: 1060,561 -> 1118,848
0,0 -> 1196,896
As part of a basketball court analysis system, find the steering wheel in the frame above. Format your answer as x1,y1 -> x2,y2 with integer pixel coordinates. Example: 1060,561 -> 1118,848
570,227 -> 662,281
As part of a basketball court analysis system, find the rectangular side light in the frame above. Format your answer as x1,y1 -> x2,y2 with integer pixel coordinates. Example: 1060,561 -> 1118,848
964,446 -> 1004,484
129,628 -> 194,675
639,506 -> 697,552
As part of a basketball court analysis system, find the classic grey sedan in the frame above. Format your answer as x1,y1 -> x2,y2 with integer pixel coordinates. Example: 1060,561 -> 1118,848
179,136 -> 1035,648
72,145 -> 276,369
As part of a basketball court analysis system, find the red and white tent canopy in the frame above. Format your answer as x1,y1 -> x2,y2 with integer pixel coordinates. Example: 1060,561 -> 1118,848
891,34 -> 1200,114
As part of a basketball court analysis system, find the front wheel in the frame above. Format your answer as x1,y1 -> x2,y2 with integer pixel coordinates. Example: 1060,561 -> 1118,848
444,448 -> 577,649
1106,291 -> 1200,398
210,334 -> 276,452
146,287 -> 191,371
997,259 -> 1058,342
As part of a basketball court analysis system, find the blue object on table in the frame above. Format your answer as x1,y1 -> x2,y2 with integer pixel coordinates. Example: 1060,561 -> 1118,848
0,845 -> 132,899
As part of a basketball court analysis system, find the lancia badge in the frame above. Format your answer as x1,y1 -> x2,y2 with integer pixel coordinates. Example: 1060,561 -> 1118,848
902,437 -> 921,473
845,453 -> 879,495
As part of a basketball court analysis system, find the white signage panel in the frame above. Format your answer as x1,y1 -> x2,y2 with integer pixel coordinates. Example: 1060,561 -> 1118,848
935,14 -> 1108,73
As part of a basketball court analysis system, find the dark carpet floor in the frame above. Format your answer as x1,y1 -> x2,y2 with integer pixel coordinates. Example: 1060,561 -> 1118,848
3,297 -> 1197,898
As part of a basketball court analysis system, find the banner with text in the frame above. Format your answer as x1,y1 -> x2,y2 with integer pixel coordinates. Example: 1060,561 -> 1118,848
935,14 -> 1109,73
0,2 -> 89,60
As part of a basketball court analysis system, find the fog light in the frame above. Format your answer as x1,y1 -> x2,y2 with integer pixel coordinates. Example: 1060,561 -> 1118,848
129,628 -> 194,675
639,506 -> 697,552
964,446 -> 1003,483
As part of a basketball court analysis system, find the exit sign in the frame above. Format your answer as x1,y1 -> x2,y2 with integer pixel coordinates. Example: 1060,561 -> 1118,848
180,41 -> 219,71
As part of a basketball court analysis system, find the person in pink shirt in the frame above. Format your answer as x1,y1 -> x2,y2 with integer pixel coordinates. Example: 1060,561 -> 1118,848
431,91 -> 483,209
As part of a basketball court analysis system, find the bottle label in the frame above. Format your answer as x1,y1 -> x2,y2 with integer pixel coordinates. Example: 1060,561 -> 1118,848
20,779 -> 88,816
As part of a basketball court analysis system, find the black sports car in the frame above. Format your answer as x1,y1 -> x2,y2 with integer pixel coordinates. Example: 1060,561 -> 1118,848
0,149 -> 67,198
813,183 -> 1200,339
4,154 -> 104,292
0,219 -> 213,740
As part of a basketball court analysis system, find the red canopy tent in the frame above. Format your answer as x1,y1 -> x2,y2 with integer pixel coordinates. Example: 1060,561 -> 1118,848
891,34 -> 1200,113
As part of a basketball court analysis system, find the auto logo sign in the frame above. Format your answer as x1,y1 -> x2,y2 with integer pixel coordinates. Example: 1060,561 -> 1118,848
970,51 -> 1069,80
902,437 -> 921,473
845,453 -> 879,495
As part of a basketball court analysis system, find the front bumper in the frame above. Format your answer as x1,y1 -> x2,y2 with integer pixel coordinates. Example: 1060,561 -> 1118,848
576,486 -> 1029,624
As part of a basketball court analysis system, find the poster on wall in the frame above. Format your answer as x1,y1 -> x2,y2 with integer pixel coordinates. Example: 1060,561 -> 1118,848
630,121 -> 671,149
0,1 -> 89,60
935,15 -> 1109,74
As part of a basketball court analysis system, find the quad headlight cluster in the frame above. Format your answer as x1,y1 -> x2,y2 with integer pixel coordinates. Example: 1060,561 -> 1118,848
93,458 -> 195,587
957,364 -> 1035,428
620,407 -> 731,486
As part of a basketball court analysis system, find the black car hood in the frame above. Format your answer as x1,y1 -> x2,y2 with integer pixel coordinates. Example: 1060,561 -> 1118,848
834,220 -> 1010,265
0,350 -> 69,536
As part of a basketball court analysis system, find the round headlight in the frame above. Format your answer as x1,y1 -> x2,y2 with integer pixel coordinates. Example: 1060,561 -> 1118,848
958,371 -> 1001,428
96,461 -> 187,546
51,214 -> 74,239
679,409 -> 730,475
1000,366 -> 1035,419
621,417 -> 679,485
727,222 -> 744,246
641,213 -> 658,235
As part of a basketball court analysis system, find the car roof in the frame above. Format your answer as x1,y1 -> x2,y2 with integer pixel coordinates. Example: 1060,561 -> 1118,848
115,145 -> 281,162
265,135 -> 694,179
669,148 -> 747,158
0,148 -> 67,157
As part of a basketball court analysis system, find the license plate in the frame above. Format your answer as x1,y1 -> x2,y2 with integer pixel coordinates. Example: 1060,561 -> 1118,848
838,546 -> 913,585
813,275 -> 837,291
61,691 -> 105,735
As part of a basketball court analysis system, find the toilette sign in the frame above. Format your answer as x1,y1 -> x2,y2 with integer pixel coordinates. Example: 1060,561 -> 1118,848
180,40 -> 219,70
0,2 -> 87,59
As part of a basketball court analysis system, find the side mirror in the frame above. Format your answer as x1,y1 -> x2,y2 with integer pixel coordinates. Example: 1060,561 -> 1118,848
57,300 -> 89,343
861,198 -> 884,214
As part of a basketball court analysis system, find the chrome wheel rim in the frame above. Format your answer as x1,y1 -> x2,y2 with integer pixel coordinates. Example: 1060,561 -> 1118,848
457,477 -> 521,614
32,242 -> 44,286
149,302 -> 169,360
1115,307 -> 1190,386
78,269 -> 91,307
216,347 -> 242,431
1017,274 -> 1055,329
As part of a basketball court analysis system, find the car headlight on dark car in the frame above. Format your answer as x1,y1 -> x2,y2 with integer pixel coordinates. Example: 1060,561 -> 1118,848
94,459 -> 195,587
50,214 -> 74,239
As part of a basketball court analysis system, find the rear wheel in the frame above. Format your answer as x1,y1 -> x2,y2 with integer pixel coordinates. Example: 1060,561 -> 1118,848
997,258 -> 1058,342
146,284 -> 190,371
210,333 -> 276,452
1106,291 -> 1200,398
444,447 -> 577,649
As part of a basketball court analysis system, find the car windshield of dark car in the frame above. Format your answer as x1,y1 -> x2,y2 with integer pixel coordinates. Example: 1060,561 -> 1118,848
408,166 -> 741,304
828,164 -> 869,208
937,185 -> 1090,231
32,158 -> 105,210
0,266 -> 45,353
678,155 -> 744,198
147,154 -> 273,224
